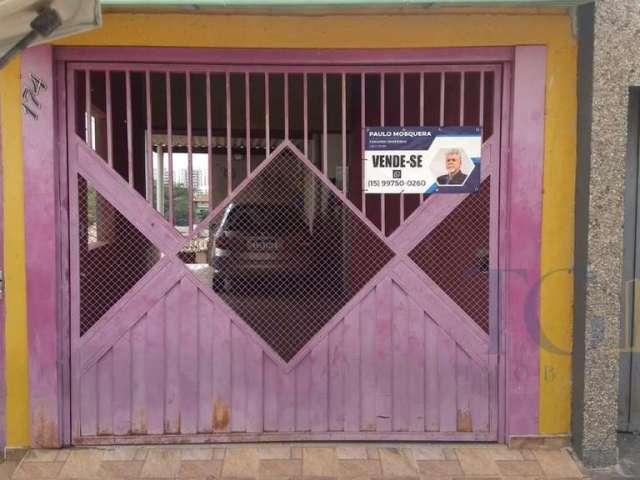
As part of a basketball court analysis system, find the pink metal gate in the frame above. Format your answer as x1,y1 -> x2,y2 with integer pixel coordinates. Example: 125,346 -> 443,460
67,55 -> 504,443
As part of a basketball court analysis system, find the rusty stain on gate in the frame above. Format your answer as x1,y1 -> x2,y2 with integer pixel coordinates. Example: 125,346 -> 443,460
68,59 -> 502,442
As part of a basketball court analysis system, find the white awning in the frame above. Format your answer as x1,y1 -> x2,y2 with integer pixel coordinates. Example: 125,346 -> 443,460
0,0 -> 101,62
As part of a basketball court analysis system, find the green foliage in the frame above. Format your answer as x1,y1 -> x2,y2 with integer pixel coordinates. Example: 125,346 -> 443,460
166,184 -> 189,227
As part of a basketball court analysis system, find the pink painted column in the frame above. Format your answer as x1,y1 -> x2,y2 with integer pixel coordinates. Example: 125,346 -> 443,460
505,45 -> 546,437
21,45 -> 62,448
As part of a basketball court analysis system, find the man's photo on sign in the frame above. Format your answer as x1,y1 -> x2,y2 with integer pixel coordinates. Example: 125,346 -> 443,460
430,148 -> 474,187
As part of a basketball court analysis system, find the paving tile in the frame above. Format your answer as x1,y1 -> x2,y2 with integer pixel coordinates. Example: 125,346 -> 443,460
56,450 -> 71,462
417,460 -> 463,476
180,448 -> 215,461
338,459 -> 382,477
213,448 -> 227,460
58,449 -> 105,479
178,460 -> 223,478
417,477 -> 457,480
366,448 -> 380,460
222,448 -> 260,477
336,447 -> 368,460
134,448 -> 153,462
533,450 -> 584,478
486,446 -> 524,461
411,446 -> 445,461
442,449 -> 458,460
379,448 -> 419,477
219,476 -> 258,480
291,448 -> 303,459
11,461 -> 64,479
139,449 -> 182,478
496,460 -> 544,476
370,476 -> 420,480
450,477 -> 501,480
259,458 -> 302,477
509,438 -> 545,450
455,448 -> 500,476
520,450 -> 537,461
24,450 -> 60,462
543,437 -> 571,449
4,450 -> 28,464
99,460 -> 145,478
0,460 -> 17,480
302,448 -> 339,477
417,476 -> 457,480
257,447 -> 292,460
102,447 -> 140,462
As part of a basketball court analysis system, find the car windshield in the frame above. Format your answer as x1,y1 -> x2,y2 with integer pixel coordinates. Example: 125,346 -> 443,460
225,204 -> 308,235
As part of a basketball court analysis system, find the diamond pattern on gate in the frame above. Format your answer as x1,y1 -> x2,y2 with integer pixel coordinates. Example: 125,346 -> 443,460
182,147 -> 395,362
78,175 -> 162,336
408,179 -> 491,333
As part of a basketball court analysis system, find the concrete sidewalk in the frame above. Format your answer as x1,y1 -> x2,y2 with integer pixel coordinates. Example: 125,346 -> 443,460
2,443 -> 588,479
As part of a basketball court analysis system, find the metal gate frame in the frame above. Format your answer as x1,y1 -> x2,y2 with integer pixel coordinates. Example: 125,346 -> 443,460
21,45 -> 547,447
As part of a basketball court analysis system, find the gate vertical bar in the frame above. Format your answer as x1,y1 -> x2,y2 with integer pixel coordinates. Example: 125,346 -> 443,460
186,72 -> 194,233
459,72 -> 465,126
361,74 -> 366,216
303,73 -> 308,157
265,73 -> 270,155
400,73 -> 405,123
226,72 -> 232,193
419,72 -> 424,204
126,71 -> 134,186
156,147 -> 164,214
57,60 -> 72,445
496,63 -> 509,441
85,70 -> 92,148
342,73 -> 347,194
380,73 -> 385,234
206,73 -> 213,208
491,66 -> 503,341
67,67 -> 83,442
145,71 -> 153,203
439,72 -> 445,126
106,70 -> 113,168
479,72 -> 485,130
245,73 -> 251,172
323,73 -> 328,175
166,72 -> 174,225
400,72 -> 405,222
284,73 -> 289,141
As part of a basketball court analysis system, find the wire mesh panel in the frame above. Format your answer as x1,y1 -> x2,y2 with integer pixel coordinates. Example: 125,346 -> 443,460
182,147 -> 395,361
78,175 -> 161,336
408,179 -> 491,332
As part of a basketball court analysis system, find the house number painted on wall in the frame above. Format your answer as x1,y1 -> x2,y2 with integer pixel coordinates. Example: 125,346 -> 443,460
22,73 -> 47,120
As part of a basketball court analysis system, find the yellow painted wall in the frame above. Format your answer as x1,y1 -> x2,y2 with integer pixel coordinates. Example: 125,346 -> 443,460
2,8 -> 575,445
1,57 -> 31,447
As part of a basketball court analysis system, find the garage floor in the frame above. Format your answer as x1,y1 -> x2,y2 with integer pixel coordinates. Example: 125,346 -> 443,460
3,443 -> 588,479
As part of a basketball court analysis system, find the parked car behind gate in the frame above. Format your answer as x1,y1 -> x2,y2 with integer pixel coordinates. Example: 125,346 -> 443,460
208,202 -> 313,292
